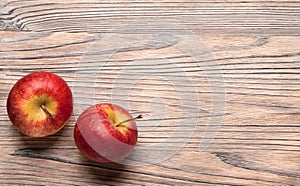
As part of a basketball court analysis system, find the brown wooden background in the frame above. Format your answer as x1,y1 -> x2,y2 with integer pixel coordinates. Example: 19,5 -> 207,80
0,0 -> 299,185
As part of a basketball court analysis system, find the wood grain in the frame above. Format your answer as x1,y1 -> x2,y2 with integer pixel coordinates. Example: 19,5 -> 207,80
0,0 -> 300,185
0,0 -> 299,35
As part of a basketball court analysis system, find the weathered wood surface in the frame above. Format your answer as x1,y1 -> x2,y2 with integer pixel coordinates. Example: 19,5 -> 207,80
0,0 -> 299,185
0,0 -> 300,35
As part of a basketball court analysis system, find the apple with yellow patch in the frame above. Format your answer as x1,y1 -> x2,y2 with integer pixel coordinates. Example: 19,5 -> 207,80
74,103 -> 140,163
7,71 -> 73,137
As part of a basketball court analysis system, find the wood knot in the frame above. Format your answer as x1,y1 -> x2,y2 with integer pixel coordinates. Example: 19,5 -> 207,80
0,20 -> 5,29
0,20 -> 23,31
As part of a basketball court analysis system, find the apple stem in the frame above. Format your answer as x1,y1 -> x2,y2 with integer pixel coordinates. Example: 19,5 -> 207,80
40,104 -> 55,119
116,114 -> 143,127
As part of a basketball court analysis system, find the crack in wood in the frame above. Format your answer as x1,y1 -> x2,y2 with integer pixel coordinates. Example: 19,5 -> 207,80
213,152 -> 300,179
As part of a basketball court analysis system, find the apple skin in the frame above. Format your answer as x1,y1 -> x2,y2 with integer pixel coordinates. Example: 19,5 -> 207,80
7,71 -> 73,137
74,103 -> 138,163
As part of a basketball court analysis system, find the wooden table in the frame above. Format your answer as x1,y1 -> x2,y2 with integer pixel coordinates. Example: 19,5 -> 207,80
1,0 -> 299,185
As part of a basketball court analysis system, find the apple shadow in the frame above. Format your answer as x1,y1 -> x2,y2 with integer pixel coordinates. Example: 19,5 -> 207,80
84,158 -> 128,184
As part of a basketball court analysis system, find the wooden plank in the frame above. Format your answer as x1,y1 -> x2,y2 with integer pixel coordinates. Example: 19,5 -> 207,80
0,0 -> 299,35
0,30 -> 299,185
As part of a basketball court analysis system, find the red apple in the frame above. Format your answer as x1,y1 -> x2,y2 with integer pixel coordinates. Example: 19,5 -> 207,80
74,103 -> 139,163
7,71 -> 73,137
